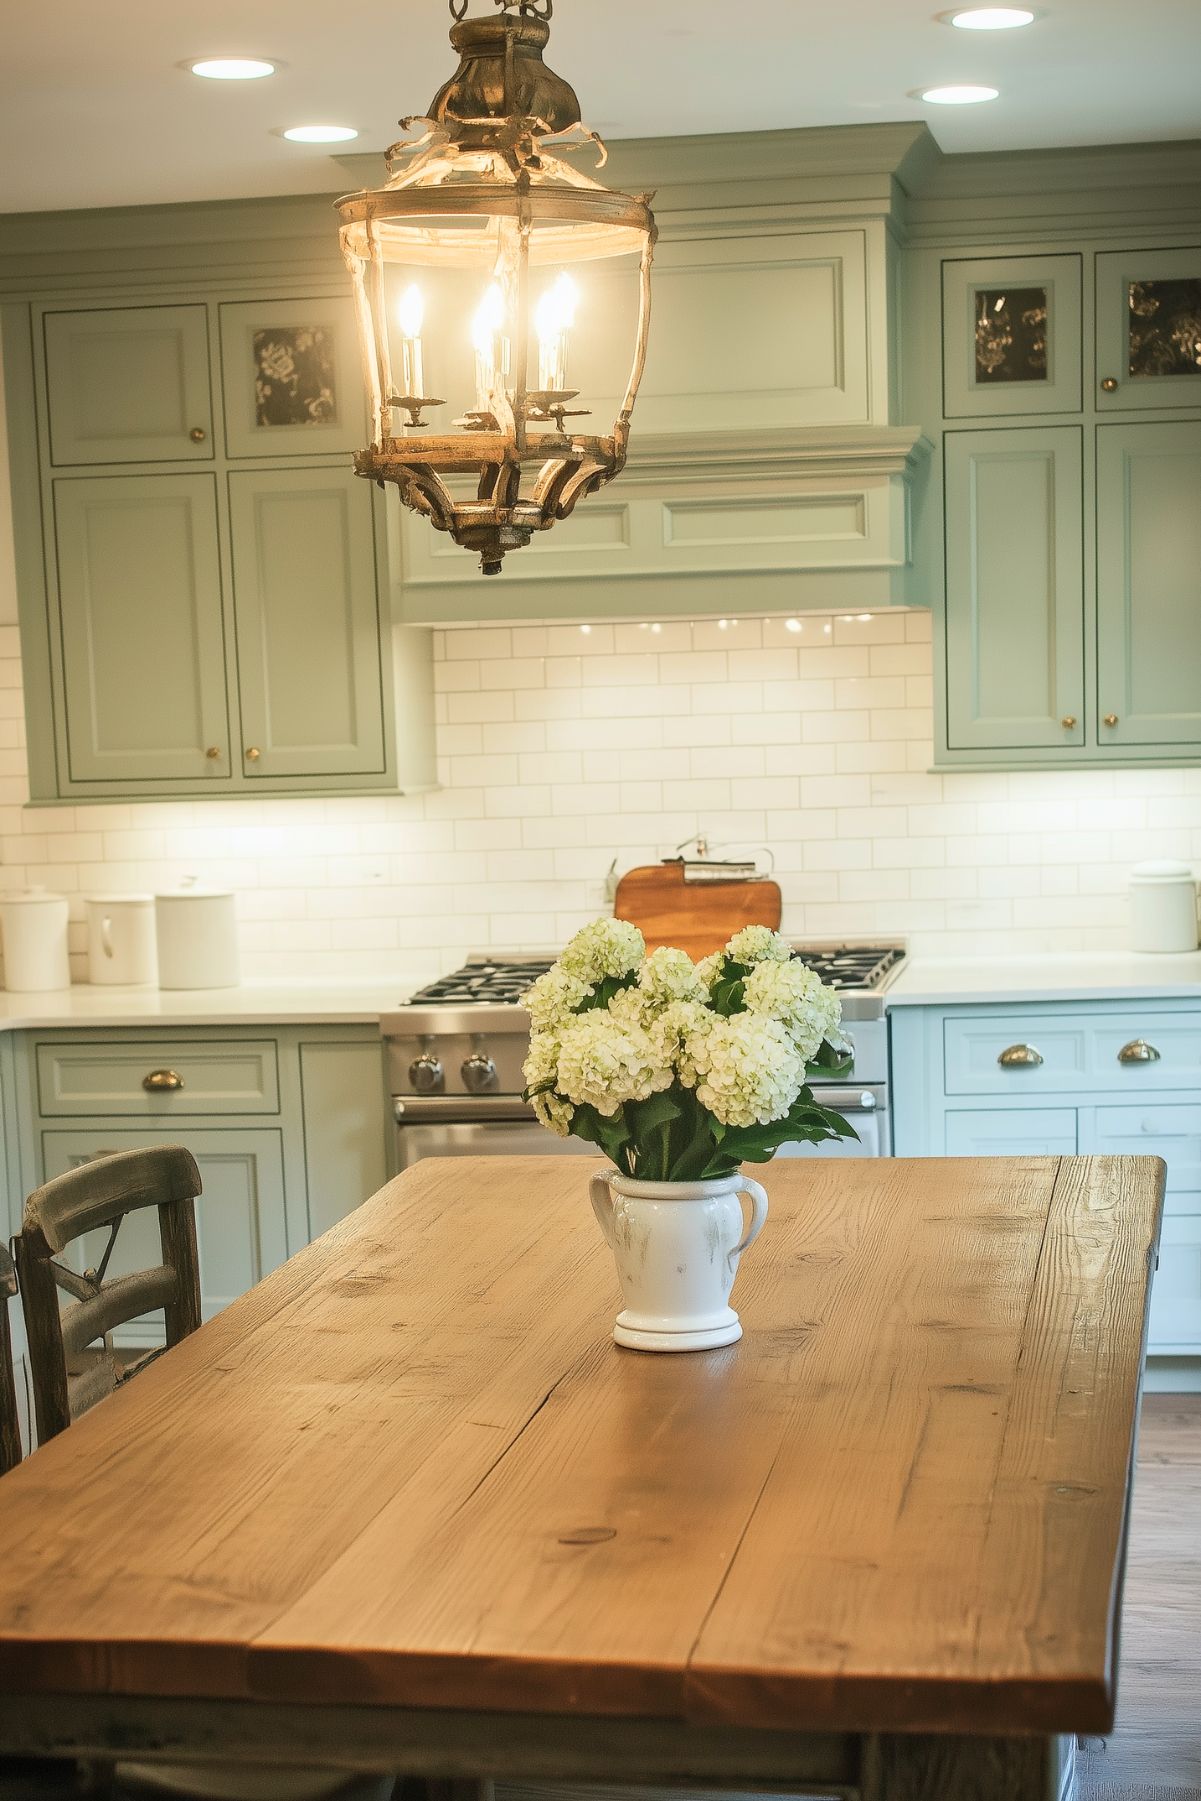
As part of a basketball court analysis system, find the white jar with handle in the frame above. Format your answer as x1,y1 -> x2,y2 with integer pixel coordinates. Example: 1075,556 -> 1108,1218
1129,860 -> 1199,953
85,894 -> 157,986
0,888 -> 72,991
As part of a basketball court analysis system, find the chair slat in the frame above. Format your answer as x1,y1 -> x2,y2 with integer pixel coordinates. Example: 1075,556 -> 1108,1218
60,1266 -> 178,1360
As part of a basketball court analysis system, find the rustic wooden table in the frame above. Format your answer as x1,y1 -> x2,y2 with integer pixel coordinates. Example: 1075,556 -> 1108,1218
0,1155 -> 1165,1801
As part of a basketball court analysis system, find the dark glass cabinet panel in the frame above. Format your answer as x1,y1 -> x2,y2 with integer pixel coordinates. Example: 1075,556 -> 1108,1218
1128,279 -> 1201,379
974,286 -> 1048,384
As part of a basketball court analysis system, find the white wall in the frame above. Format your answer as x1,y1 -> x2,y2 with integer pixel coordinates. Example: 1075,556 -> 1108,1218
1,609 -> 1200,985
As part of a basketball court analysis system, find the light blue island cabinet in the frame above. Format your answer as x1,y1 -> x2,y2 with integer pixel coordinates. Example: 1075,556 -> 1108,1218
891,998 -> 1201,1379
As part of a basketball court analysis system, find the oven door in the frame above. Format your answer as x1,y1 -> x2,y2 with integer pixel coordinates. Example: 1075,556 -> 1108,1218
775,1085 -> 890,1158
393,1098 -> 596,1170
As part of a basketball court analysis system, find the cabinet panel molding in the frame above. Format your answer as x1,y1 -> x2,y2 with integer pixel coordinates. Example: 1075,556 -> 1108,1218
218,297 -> 364,459
942,254 -> 1082,419
43,304 -> 213,466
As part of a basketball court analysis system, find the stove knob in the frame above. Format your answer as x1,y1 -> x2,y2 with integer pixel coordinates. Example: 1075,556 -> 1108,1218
462,1053 -> 499,1094
408,1053 -> 444,1093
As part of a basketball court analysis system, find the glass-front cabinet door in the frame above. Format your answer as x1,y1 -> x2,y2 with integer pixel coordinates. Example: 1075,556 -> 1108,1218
1096,419 -> 1201,748
1095,247 -> 1201,412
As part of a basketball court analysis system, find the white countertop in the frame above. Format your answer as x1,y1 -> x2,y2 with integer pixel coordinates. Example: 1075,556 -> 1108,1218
0,979 -> 433,1033
886,951 -> 1201,1008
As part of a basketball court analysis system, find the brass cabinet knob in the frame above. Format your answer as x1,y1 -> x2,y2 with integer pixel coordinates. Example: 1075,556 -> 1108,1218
1061,715 -> 1077,729
998,1043 -> 1044,1068
1118,1038 -> 1161,1064
1103,713 -> 1119,727
1100,378 -> 1118,393
189,426 -> 207,442
245,746 -> 261,761
205,746 -> 221,760
143,1068 -> 184,1092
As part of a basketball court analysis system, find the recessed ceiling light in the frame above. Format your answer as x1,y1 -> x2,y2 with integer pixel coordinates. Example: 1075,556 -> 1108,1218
918,83 -> 1000,103
945,7 -> 1036,27
280,123 -> 359,143
189,58 -> 277,80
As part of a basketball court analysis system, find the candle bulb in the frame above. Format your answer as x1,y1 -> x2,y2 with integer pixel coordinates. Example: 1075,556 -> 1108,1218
535,272 -> 579,393
397,283 -> 425,400
471,281 -> 507,412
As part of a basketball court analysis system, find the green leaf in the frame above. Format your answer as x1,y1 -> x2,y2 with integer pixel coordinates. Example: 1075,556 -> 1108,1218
570,1101 -> 634,1172
575,972 -> 638,1015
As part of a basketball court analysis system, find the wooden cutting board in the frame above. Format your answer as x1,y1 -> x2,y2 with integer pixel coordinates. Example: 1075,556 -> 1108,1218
613,861 -> 782,959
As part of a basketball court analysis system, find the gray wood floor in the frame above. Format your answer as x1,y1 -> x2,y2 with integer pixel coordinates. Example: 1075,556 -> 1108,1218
1078,1395 -> 1201,1800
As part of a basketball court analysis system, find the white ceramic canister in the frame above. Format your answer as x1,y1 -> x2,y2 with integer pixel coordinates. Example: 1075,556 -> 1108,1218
85,894 -> 157,987
0,888 -> 72,991
154,883 -> 240,989
1129,860 -> 1199,954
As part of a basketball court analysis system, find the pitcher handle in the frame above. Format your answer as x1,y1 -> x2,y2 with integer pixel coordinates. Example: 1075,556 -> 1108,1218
101,914 -> 115,960
590,1170 -> 617,1249
730,1175 -> 769,1270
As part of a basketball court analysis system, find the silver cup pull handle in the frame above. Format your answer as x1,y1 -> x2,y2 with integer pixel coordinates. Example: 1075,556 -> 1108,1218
1118,1039 -> 1161,1064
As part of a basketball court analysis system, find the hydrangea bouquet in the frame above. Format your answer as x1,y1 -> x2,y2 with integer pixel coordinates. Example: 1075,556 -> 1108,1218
522,919 -> 857,1181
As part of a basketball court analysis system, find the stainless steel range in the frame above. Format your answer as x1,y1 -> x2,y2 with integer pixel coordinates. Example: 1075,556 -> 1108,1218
382,941 -> 904,1168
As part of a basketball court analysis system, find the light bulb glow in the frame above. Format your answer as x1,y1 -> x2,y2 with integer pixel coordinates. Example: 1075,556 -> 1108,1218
948,7 -> 1035,26
535,273 -> 580,392
282,124 -> 359,143
471,283 -> 506,354
190,58 -> 276,80
397,284 -> 424,339
919,84 -> 999,103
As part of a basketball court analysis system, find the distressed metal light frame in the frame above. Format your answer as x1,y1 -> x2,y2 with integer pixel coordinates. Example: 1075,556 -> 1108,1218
336,0 -> 657,574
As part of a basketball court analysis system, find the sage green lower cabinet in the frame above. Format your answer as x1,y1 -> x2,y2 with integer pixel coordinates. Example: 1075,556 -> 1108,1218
299,1037 -> 389,1239
53,473 -> 231,785
41,1126 -> 288,1341
42,303 -> 213,467
1096,419 -> 1201,749
891,999 -> 1201,1376
943,427 -> 1084,753
229,467 -> 386,780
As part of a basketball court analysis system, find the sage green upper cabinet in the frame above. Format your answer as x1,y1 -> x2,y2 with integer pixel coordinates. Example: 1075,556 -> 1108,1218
218,298 -> 364,459
942,255 -> 1082,419
1096,419 -> 1201,748
944,427 -> 1084,753
229,466 -> 386,780
53,473 -> 231,785
1096,248 -> 1201,412
43,304 -> 213,466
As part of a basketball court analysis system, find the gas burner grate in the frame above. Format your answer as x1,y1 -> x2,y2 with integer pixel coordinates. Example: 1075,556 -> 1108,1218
407,959 -> 556,1007
791,945 -> 905,992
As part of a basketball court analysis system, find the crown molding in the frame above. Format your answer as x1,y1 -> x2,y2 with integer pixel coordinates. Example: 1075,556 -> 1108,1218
621,424 -> 931,488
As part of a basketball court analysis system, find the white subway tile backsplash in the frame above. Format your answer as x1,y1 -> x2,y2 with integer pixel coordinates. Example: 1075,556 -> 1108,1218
1,608 -> 1199,980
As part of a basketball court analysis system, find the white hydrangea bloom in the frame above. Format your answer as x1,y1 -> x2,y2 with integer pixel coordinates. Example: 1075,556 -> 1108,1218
694,952 -> 723,992
555,1011 -> 673,1118
742,958 -> 843,1064
648,999 -> 713,1089
521,1030 -> 574,1137
522,962 -> 591,1032
688,1012 -> 805,1128
724,924 -> 792,967
637,945 -> 703,1007
558,918 -> 645,986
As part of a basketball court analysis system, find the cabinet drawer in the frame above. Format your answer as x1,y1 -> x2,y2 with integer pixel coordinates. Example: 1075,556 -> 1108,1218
943,1010 -> 1201,1096
35,1039 -> 279,1117
1083,1101 -> 1201,1209
944,1108 -> 1077,1156
1148,1211 -> 1201,1355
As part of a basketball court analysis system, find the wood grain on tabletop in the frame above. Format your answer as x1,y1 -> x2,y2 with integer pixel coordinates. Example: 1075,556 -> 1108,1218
611,862 -> 782,959
0,1155 -> 1164,1738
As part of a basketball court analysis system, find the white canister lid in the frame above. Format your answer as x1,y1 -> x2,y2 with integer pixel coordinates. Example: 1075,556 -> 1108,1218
85,892 -> 154,905
154,885 -> 234,901
0,887 -> 68,905
1130,859 -> 1195,884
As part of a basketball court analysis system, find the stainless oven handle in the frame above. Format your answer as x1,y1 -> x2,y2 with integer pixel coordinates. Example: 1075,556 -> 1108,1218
393,1097 -> 535,1125
814,1087 -> 881,1113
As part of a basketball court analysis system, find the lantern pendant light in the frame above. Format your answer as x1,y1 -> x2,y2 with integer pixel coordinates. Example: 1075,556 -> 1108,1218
336,0 -> 657,575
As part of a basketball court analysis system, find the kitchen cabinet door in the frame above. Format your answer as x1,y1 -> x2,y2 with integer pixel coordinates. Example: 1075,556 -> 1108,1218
1096,420 -> 1201,749
942,254 -> 1082,419
43,304 -> 213,466
1147,1213 -> 1201,1355
228,465 -> 387,780
299,1037 -> 389,1238
218,297 -> 364,459
1095,248 -> 1201,413
943,1108 -> 1078,1156
53,474 -> 231,785
40,1127 -> 289,1344
944,427 -> 1084,752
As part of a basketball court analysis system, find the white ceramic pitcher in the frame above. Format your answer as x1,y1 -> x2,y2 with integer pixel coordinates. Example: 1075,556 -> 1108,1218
589,1169 -> 769,1352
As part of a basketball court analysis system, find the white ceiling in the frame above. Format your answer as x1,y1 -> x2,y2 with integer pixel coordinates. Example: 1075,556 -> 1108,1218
1,0 -> 1198,214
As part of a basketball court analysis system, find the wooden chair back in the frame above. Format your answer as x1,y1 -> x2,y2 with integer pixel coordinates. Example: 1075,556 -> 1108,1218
0,1243 -> 23,1475
14,1145 -> 203,1446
